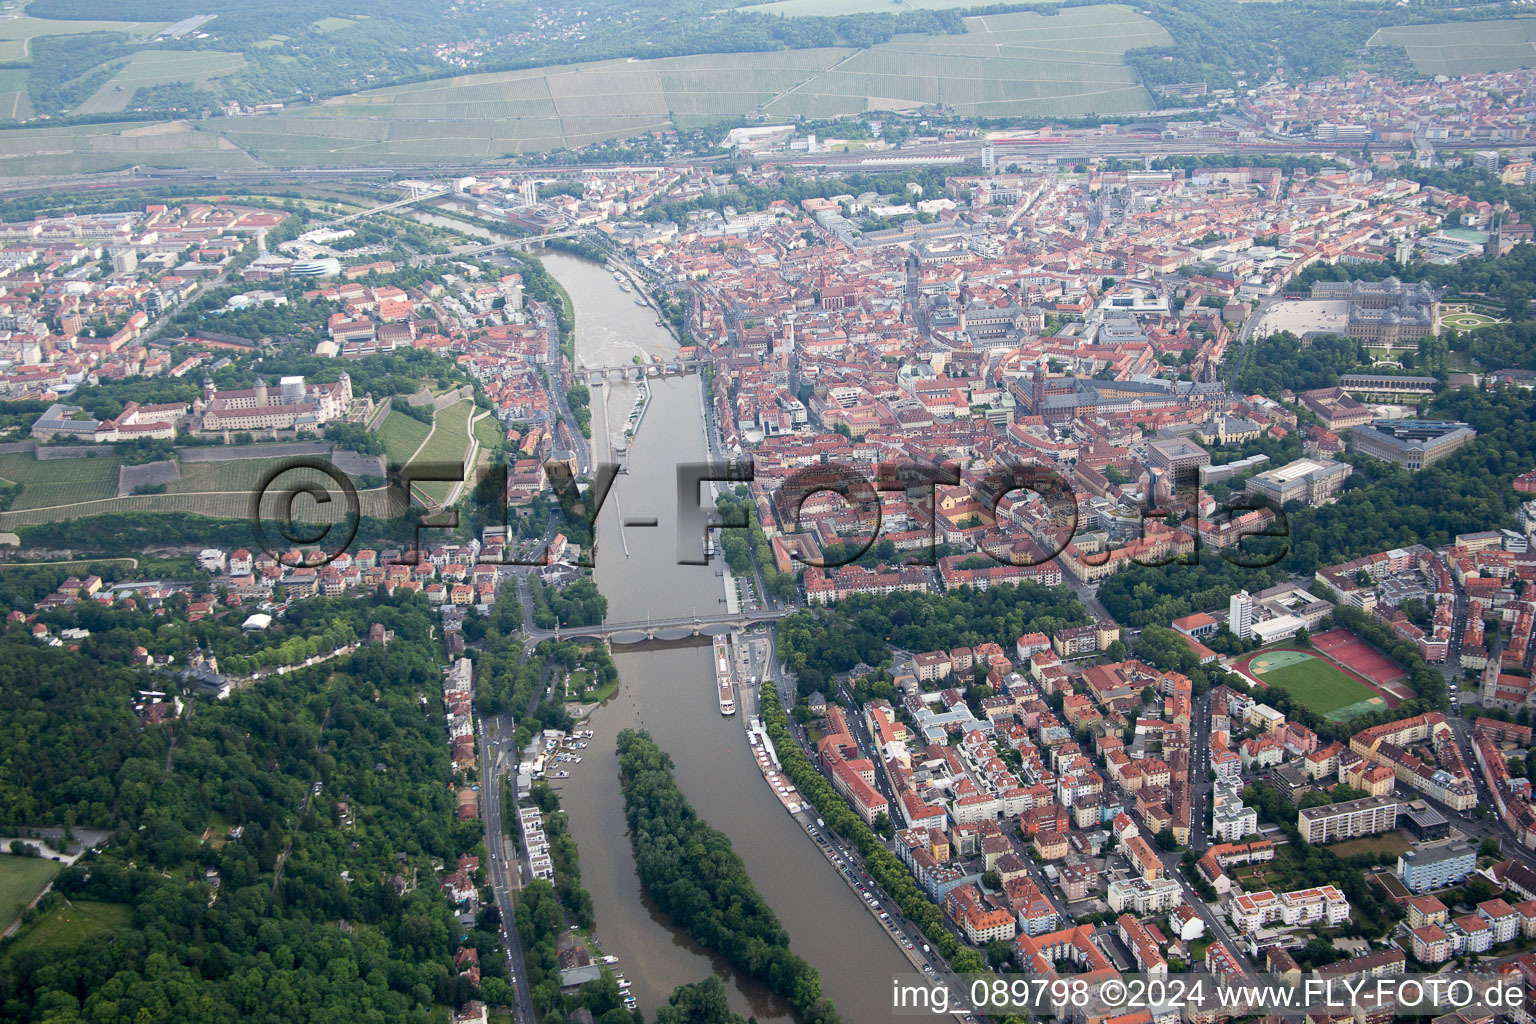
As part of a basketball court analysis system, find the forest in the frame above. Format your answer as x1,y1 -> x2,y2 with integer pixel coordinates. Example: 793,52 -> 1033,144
0,591 -> 500,1023
615,729 -> 842,1024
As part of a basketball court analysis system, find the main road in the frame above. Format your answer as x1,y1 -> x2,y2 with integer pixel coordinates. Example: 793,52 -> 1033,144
479,713 -> 537,1024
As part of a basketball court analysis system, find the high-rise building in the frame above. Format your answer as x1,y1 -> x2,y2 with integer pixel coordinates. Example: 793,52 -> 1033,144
1298,796 -> 1399,845
1230,590 -> 1254,640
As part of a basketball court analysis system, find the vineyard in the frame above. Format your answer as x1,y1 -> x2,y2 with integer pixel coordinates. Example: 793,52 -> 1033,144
413,400 -> 476,505
378,409 -> 432,464
0,451 -> 122,511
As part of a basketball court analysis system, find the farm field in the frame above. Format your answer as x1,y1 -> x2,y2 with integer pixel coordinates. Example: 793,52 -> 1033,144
0,66 -> 30,120
0,13 -> 166,62
197,5 -> 1161,164
73,49 -> 246,116
379,409 -> 433,464
1369,19 -> 1536,75
1247,649 -> 1383,720
161,456 -> 336,495
4,899 -> 132,957
313,16 -> 363,32
737,0 -> 1025,15
0,855 -> 61,932
0,451 -> 122,511
0,5 -> 1162,164
762,8 -> 1164,119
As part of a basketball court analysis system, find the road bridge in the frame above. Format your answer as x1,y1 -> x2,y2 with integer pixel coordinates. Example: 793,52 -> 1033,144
448,230 -> 581,256
527,607 -> 791,643
331,187 -> 450,224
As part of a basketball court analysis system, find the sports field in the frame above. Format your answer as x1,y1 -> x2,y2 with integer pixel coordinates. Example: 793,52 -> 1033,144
1369,19 -> 1536,75
1240,649 -> 1386,721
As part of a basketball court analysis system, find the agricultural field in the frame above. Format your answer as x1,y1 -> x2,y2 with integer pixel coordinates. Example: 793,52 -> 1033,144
0,451 -> 122,511
0,66 -> 30,120
737,0 -> 1012,15
764,8 -> 1164,118
0,12 -> 166,62
0,4 -> 1163,165
201,5 -> 1162,163
379,409 -> 433,464
1369,19 -> 1536,75
73,49 -> 246,116
3,899 -> 133,957
156,456 -> 382,498
313,16 -> 364,32
0,854 -> 61,933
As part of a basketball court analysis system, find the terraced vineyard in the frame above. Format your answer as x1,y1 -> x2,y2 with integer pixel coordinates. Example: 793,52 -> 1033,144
0,451 -> 121,511
413,400 -> 476,505
0,121 -> 257,178
1369,18 -> 1536,75
0,4 -> 1167,168
378,408 -> 433,465
0,476 -> 398,530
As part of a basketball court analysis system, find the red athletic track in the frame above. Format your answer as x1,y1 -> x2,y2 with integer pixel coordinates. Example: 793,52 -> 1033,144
1312,626 -> 1409,686
1231,645 -> 1403,711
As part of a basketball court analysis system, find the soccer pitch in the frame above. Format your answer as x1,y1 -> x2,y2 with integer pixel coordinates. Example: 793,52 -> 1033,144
1251,652 -> 1383,720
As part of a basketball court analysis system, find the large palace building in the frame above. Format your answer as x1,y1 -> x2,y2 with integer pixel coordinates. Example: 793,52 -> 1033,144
199,373 -> 353,432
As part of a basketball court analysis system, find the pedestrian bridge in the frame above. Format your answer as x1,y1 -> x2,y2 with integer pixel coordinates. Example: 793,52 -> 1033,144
585,362 -> 700,384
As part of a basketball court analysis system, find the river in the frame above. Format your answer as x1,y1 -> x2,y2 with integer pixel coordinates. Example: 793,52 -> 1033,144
539,251 -> 913,1023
